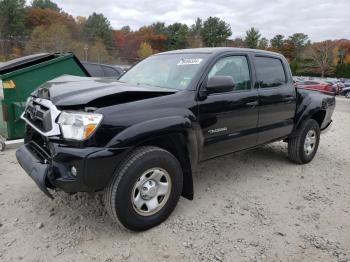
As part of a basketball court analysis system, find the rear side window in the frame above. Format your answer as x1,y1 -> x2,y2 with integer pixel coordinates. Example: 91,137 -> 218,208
84,64 -> 103,77
103,66 -> 120,77
255,57 -> 286,88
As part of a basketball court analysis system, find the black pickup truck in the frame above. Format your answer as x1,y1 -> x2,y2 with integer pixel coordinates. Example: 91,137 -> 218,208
16,48 -> 335,231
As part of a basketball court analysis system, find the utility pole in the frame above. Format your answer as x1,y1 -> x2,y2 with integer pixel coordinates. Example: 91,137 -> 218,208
84,44 -> 89,61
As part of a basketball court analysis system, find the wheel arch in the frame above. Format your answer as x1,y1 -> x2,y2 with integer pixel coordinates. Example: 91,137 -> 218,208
106,116 -> 198,200
137,133 -> 195,200
295,108 -> 326,131
309,110 -> 326,128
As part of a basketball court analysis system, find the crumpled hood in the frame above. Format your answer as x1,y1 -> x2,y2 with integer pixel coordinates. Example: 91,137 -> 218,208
32,75 -> 176,107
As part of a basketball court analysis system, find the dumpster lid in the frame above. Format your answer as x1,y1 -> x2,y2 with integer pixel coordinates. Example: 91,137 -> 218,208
0,53 -> 56,75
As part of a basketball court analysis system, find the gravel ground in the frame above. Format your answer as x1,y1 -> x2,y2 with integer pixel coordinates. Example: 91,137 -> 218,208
0,98 -> 349,262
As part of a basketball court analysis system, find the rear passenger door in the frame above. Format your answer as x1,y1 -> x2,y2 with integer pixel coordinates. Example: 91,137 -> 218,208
254,56 -> 296,144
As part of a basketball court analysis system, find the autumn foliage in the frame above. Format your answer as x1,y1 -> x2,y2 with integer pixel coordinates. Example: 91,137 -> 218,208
26,8 -> 78,34
1,0 -> 350,77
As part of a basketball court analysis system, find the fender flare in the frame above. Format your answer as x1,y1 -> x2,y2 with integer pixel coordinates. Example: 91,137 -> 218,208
106,116 -> 198,200
295,105 -> 322,131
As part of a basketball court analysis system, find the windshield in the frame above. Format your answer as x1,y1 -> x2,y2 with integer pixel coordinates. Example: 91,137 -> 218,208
119,53 -> 209,90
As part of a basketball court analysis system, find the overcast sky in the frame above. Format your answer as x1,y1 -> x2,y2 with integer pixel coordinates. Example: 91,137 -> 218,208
50,0 -> 349,41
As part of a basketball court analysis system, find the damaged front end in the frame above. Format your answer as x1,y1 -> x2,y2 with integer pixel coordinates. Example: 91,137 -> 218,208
16,96 -> 130,198
16,141 -> 54,198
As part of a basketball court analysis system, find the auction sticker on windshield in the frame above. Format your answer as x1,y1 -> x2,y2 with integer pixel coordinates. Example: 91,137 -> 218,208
177,58 -> 203,65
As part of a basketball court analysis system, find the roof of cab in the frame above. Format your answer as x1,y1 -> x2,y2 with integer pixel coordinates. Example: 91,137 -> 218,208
156,47 -> 283,57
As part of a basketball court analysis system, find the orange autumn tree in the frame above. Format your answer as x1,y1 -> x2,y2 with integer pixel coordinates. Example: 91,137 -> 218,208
25,7 -> 78,35
113,26 -> 166,62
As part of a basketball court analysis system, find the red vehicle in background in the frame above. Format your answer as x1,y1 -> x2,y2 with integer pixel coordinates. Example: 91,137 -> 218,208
295,80 -> 333,93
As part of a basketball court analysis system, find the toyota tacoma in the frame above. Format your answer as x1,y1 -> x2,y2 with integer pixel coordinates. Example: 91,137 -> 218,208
16,48 -> 335,231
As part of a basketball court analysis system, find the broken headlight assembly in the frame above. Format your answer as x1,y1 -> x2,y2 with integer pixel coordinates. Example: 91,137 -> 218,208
57,111 -> 103,141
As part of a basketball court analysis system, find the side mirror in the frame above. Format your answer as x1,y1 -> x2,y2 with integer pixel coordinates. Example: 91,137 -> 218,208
206,76 -> 235,94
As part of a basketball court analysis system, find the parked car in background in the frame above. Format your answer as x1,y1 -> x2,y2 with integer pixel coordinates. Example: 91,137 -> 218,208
340,86 -> 350,98
82,62 -> 124,78
344,80 -> 350,87
325,79 -> 345,94
296,80 -> 333,93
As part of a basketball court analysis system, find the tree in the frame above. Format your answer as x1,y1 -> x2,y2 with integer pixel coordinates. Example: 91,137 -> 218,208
165,23 -> 189,50
151,22 -> 167,35
121,26 -> 131,34
258,37 -> 269,50
81,13 -> 114,50
152,22 -> 189,50
70,41 -> 85,61
0,0 -> 26,59
119,26 -> 166,61
137,42 -> 153,59
187,18 -> 203,48
190,18 -> 203,33
31,0 -> 60,11
283,33 -> 309,60
270,34 -> 284,51
25,24 -> 72,53
304,41 -> 335,77
89,38 -> 110,63
201,17 -> 231,47
25,8 -> 77,35
228,37 -> 245,47
76,16 -> 86,27
288,33 -> 309,51
112,30 -> 126,51
335,63 -> 350,78
25,26 -> 48,53
244,27 -> 261,49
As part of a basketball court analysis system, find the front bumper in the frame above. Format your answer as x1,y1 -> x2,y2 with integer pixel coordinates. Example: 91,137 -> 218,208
16,141 -> 129,198
16,143 -> 54,198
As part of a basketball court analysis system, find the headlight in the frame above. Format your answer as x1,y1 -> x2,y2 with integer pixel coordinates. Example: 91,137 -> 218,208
57,111 -> 103,140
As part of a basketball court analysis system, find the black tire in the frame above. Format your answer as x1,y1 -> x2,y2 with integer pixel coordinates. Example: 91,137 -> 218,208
104,146 -> 183,231
288,119 -> 320,164
345,91 -> 350,98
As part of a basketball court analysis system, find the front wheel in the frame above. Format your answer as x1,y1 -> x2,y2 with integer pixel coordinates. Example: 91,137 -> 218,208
104,146 -> 183,231
288,119 -> 320,164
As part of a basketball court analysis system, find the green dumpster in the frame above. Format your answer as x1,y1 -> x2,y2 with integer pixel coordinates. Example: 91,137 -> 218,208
0,53 -> 90,150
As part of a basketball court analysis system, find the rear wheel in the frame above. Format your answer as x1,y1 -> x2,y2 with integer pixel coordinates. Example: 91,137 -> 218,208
104,146 -> 183,231
288,119 -> 320,164
345,91 -> 350,98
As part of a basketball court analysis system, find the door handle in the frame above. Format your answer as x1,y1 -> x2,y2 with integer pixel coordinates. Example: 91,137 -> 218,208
246,100 -> 259,107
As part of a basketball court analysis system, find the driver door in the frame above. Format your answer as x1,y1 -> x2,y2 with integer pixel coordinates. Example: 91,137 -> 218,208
198,54 -> 259,160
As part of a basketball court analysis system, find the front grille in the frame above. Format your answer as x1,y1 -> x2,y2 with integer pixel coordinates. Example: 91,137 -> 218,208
22,97 -> 61,137
24,100 -> 52,132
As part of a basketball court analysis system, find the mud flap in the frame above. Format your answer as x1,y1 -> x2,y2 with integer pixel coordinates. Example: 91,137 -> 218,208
16,144 -> 54,199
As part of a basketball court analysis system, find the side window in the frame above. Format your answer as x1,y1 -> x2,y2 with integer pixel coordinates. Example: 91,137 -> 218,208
84,64 -> 103,77
103,66 -> 120,77
255,57 -> 286,88
208,56 -> 251,91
